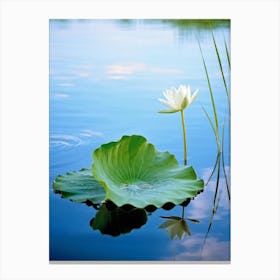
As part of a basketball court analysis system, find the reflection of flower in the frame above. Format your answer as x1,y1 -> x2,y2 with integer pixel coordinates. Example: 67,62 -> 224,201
159,215 -> 200,240
158,85 -> 199,113
159,217 -> 191,240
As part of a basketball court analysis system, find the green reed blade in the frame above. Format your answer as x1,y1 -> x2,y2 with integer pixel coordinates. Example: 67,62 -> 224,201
224,39 -> 231,69
201,104 -> 215,135
201,104 -> 221,152
212,31 -> 230,109
197,39 -> 219,134
205,152 -> 220,186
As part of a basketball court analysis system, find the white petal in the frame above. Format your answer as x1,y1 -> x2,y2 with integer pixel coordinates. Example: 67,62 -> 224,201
168,90 -> 180,109
179,85 -> 188,97
186,85 -> 191,101
158,98 -> 176,109
163,90 -> 175,102
160,85 -> 198,111
163,91 -> 169,100
189,89 -> 199,105
174,93 -> 183,108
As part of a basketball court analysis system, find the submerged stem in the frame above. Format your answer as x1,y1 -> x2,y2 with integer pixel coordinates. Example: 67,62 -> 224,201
200,155 -> 221,258
222,121 -> 230,200
181,206 -> 185,219
180,110 -> 187,165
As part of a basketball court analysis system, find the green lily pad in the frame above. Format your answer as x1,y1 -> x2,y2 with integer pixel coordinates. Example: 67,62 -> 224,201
52,168 -> 106,204
92,135 -> 204,208
90,204 -> 147,236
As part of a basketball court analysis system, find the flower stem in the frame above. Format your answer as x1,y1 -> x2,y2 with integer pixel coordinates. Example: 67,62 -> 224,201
180,110 -> 187,165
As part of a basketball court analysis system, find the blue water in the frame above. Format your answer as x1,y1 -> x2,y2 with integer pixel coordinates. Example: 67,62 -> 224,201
49,19 -> 230,261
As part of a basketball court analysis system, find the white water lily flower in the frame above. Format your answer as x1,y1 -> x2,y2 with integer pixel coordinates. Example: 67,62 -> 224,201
158,85 -> 199,113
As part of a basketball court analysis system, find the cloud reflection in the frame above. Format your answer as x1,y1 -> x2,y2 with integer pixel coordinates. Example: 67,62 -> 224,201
51,93 -> 69,99
106,62 -> 182,80
77,72 -> 91,77
174,234 -> 230,261
79,130 -> 103,137
107,63 -> 146,75
58,82 -> 75,87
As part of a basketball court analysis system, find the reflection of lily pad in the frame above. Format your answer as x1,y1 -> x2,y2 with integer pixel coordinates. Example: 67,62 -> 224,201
92,135 -> 204,208
90,204 -> 147,236
52,168 -> 105,204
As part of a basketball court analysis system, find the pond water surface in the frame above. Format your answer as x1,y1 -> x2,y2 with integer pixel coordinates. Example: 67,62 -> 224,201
49,19 -> 230,261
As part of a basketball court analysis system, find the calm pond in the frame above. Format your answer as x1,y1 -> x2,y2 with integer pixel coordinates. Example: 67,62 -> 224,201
49,19 -> 230,261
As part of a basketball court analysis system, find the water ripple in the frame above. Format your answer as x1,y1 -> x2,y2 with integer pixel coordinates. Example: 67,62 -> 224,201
50,134 -> 83,149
